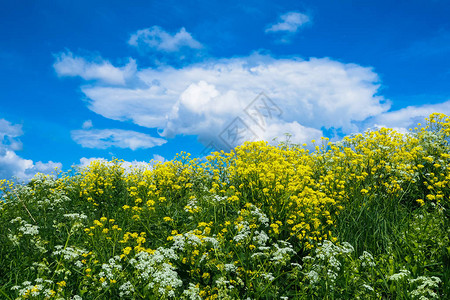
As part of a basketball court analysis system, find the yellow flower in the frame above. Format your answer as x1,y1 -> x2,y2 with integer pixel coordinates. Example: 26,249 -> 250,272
56,281 -> 66,287
93,220 -> 103,227
426,194 -> 436,200
163,216 -> 173,222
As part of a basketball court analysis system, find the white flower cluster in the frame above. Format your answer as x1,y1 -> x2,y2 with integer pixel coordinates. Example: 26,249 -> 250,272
210,194 -> 227,203
63,213 -> 88,220
389,268 -> 411,281
7,233 -> 20,246
129,248 -> 182,298
119,281 -> 135,297
171,231 -> 203,251
8,216 -> 47,252
11,278 -> 54,298
303,240 -> 354,287
223,263 -> 237,273
409,276 -> 441,299
305,269 -> 319,284
10,216 -> 40,236
260,272 -> 275,281
215,275 -> 244,297
361,284 -> 374,292
53,245 -> 88,261
202,236 -> 220,249
182,283 -> 202,300
270,241 -> 296,265
184,198 -> 199,212
252,230 -> 269,246
248,204 -> 269,226
99,256 -> 123,288
359,251 -> 376,268
27,175 -> 71,210
233,221 -> 251,243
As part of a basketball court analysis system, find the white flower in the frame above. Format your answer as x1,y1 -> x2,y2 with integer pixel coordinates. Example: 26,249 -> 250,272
119,281 -> 135,297
306,270 -> 319,284
182,283 -> 201,300
224,263 -> 237,273
389,269 -> 411,281
362,284 -> 374,291
130,247 -> 182,297
270,242 -> 295,265
359,251 -> 376,267
53,245 -> 88,261
63,213 -> 87,220
252,230 -> 269,246
408,276 -> 441,299
260,272 -> 275,281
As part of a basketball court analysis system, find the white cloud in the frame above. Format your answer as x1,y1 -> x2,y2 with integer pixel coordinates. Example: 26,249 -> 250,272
265,11 -> 311,34
128,26 -> 202,52
77,157 -> 108,168
365,100 -> 450,132
56,52 -> 391,149
0,118 -> 23,151
82,120 -> 93,129
152,154 -> 166,163
0,118 -> 62,181
251,121 -> 323,145
71,128 -> 167,150
53,51 -> 137,85
76,156 -> 165,173
55,48 -> 450,151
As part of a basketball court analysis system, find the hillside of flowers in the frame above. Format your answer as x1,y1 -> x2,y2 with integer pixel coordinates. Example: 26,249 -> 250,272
1,113 -> 449,299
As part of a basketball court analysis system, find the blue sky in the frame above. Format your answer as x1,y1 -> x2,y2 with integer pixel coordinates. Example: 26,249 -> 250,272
1,0 -> 450,180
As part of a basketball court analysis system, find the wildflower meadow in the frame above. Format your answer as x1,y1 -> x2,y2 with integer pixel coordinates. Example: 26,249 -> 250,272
1,113 -> 449,299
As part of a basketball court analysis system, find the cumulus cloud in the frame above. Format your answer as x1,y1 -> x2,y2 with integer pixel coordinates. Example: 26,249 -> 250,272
364,100 -> 450,133
0,118 -> 23,151
128,26 -> 202,52
0,118 -> 62,181
71,128 -> 167,150
265,11 -> 311,43
53,51 -> 137,85
56,51 -> 391,150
